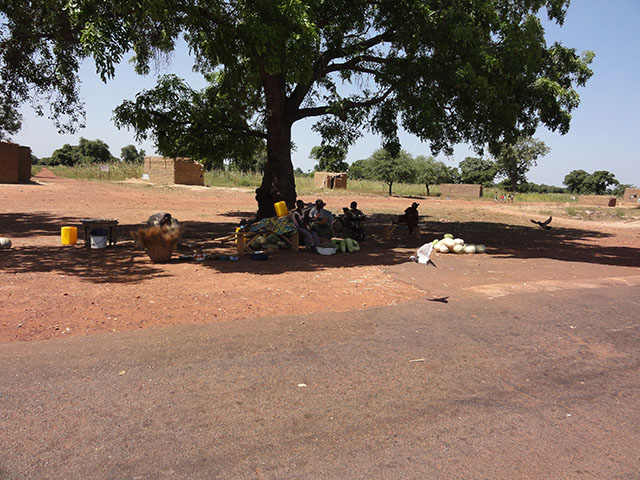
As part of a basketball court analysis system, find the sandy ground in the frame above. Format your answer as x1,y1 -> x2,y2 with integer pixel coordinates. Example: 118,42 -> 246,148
1,168 -> 639,343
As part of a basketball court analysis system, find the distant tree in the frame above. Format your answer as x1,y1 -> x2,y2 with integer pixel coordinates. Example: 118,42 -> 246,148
563,169 -> 590,193
494,137 -> 550,192
447,166 -> 461,184
44,138 -> 116,166
120,144 -> 145,163
585,170 -> 619,195
564,169 -> 620,195
370,148 -> 417,196
518,181 -> 566,194
48,144 -> 78,166
414,156 -> 452,196
459,157 -> 497,186
309,145 -> 349,173
348,159 -> 374,180
77,137 -> 116,164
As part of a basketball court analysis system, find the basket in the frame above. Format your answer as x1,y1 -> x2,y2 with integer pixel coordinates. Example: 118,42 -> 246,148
132,225 -> 184,263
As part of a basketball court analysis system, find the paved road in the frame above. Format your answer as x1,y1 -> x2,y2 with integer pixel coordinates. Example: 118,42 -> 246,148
2,283 -> 640,479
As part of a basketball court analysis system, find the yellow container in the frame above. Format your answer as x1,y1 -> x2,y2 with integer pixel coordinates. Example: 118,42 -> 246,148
274,201 -> 288,217
61,226 -> 77,245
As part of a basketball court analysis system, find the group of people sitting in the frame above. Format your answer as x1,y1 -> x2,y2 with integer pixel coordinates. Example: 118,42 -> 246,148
291,198 -> 366,247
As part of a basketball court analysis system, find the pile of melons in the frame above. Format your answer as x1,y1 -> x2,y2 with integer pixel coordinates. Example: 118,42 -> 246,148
432,234 -> 486,254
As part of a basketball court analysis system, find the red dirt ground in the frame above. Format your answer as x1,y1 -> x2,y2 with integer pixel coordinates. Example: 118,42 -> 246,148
1,168 -> 639,342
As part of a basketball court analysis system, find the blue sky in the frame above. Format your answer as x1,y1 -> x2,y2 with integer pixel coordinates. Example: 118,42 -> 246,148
13,0 -> 640,187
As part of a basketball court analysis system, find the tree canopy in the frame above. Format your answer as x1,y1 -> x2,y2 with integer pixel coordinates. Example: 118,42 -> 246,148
563,169 -> 619,195
40,138 -> 116,166
494,137 -> 550,192
459,157 -> 497,187
1,0 -> 593,216
120,144 -> 146,164
414,156 -> 455,196
309,145 -> 349,173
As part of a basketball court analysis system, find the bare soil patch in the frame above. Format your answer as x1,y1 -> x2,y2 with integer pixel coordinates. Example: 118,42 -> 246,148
1,171 -> 638,342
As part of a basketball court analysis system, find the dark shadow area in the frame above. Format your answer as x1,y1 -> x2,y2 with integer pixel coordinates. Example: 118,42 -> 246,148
0,245 -> 170,283
217,211 -> 257,219
415,218 -> 639,268
1,212 -> 638,283
0,213 -> 80,238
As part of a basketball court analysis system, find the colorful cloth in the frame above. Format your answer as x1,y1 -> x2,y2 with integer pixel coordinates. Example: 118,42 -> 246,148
249,216 -> 296,235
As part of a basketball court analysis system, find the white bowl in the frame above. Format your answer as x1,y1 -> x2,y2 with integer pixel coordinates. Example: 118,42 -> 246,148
316,245 -> 337,255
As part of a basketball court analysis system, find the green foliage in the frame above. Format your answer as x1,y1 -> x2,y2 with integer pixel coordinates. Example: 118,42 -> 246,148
369,149 -> 417,196
459,157 -> 497,187
120,144 -> 145,163
413,155 -> 455,196
309,145 -> 349,172
563,169 -> 590,193
1,0 -> 594,215
563,169 -> 620,195
587,170 -> 619,195
494,137 -> 550,192
113,74 -> 267,171
40,138 -> 116,166
348,159 -> 374,180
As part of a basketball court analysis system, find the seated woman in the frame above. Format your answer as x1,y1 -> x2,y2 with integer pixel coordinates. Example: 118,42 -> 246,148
292,199 -> 320,247
309,198 -> 335,242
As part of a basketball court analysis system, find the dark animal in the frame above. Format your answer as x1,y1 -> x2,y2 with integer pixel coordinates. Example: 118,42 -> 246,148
147,212 -> 180,231
530,216 -> 552,229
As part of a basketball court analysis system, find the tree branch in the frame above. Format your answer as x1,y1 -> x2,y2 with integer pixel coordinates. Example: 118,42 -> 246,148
287,31 -> 394,112
293,88 -> 393,121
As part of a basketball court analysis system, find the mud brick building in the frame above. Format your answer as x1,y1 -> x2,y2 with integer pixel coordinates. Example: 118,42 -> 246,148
439,183 -> 483,198
314,172 -> 348,189
578,196 -> 617,207
143,156 -> 205,186
622,187 -> 640,205
0,142 -> 31,183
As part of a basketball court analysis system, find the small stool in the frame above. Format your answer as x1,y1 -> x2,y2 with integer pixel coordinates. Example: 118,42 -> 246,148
81,219 -> 119,248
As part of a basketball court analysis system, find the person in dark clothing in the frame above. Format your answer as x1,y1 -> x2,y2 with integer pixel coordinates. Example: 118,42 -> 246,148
292,200 -> 320,247
400,202 -> 420,234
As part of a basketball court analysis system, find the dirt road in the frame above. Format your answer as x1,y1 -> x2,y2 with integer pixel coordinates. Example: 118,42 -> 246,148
2,283 -> 639,479
1,172 -> 639,478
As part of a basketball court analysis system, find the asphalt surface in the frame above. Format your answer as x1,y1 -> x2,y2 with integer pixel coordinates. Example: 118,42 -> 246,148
2,282 -> 640,479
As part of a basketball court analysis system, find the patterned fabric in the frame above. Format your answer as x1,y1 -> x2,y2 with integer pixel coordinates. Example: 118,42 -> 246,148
248,216 -> 296,234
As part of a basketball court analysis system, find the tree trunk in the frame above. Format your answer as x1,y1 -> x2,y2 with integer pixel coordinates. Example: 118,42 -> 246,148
388,181 -> 393,196
425,184 -> 430,196
255,74 -> 297,219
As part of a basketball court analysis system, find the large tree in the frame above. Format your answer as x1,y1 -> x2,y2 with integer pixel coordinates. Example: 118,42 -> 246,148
458,157 -> 497,187
1,0 -> 593,217
563,169 -> 591,193
494,137 -> 550,192
374,149 -> 417,196
414,156 -> 453,196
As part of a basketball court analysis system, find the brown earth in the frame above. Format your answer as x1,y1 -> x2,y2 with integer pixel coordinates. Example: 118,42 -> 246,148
1,168 -> 639,343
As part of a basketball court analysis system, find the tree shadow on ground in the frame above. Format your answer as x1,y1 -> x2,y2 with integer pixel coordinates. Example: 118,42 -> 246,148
1,212 -> 638,283
416,218 -> 639,268
0,245 -> 171,283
